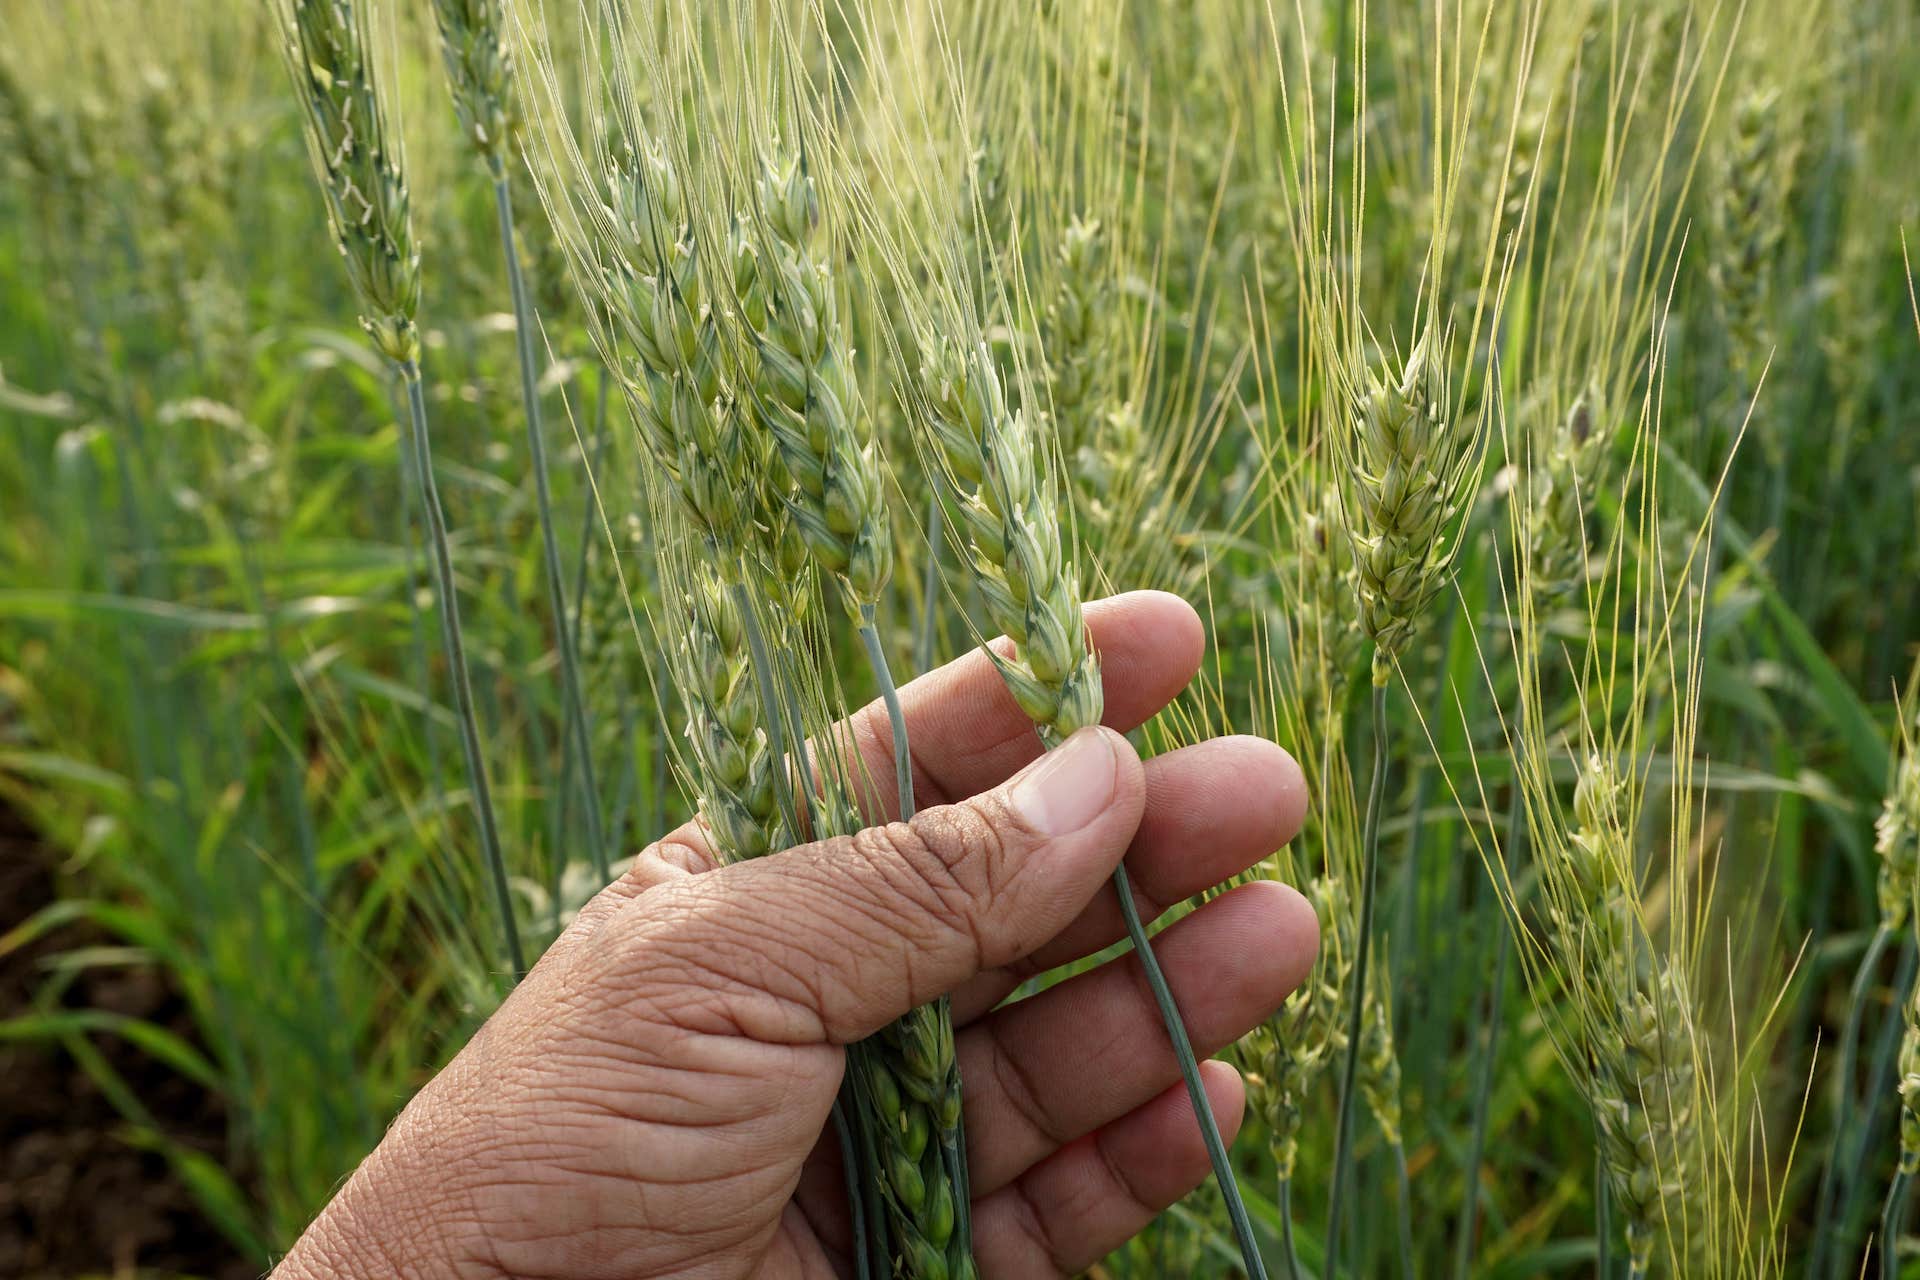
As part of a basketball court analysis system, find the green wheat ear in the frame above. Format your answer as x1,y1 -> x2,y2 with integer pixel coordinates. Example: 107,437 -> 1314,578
278,0 -> 421,365
1341,327 -> 1478,685
920,337 -> 1103,742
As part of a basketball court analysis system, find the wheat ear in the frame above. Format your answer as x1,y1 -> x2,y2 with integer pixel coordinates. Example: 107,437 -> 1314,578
738,147 -> 973,1279
1326,325 -> 1478,1271
429,0 -> 610,882
919,336 -> 1266,1280
273,0 -> 523,978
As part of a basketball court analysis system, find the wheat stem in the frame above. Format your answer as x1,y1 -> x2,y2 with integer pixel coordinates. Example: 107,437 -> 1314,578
1327,682 -> 1389,1275
1885,1169 -> 1912,1280
401,362 -> 524,980
1455,792 -> 1522,1277
829,1102 -> 876,1280
1596,1144 -> 1612,1277
1814,924 -> 1896,1272
1111,860 -> 1266,1278
492,174 -> 608,883
1392,1139 -> 1416,1280
1279,1175 -> 1301,1280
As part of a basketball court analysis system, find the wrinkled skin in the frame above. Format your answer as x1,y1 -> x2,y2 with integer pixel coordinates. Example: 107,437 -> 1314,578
276,592 -> 1318,1280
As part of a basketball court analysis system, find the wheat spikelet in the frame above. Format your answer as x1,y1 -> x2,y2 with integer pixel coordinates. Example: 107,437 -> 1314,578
1247,876 -> 1352,1182
1593,965 -> 1699,1278
1293,484 -> 1364,708
1358,970 -> 1404,1150
1044,215 -> 1111,460
274,0 -> 421,365
1875,717 -> 1920,931
1560,756 -> 1699,1277
850,1002 -> 971,1280
602,138 -> 761,553
735,142 -> 970,1280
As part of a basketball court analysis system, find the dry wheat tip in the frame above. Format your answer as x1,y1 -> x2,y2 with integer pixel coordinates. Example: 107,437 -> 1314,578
430,0 -> 515,166
921,336 -> 1102,741
743,151 -> 893,608
279,0 -> 421,366
1343,329 -> 1471,684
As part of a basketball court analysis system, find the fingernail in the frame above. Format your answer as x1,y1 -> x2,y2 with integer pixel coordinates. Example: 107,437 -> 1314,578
1006,728 -> 1118,837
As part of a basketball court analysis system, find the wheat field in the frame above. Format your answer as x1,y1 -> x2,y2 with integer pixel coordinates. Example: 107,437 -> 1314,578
1,0 -> 1918,1275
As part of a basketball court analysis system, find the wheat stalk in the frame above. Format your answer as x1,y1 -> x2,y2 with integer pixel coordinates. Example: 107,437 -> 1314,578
428,0 -> 611,882
271,0 -> 525,979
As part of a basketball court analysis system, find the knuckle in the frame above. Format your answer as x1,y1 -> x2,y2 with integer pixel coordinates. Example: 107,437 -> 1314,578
1008,1178 -> 1072,1277
985,1016 -> 1066,1148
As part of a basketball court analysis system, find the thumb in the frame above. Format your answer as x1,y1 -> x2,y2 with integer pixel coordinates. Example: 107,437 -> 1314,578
602,726 -> 1146,1045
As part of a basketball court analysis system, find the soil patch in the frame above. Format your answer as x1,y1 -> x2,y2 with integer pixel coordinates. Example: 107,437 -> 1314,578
0,802 -> 255,1280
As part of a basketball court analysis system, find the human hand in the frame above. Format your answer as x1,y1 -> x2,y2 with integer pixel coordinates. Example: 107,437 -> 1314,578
275,591 -> 1317,1279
